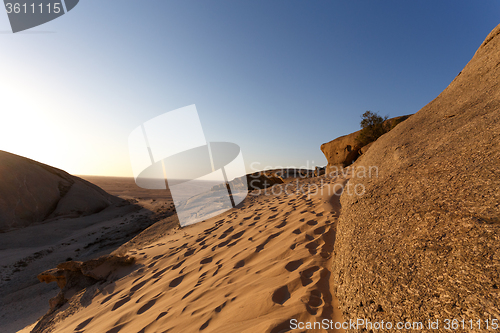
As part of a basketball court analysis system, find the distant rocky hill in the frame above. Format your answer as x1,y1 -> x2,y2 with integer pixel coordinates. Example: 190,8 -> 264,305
333,23 -> 500,330
246,168 -> 314,180
211,168 -> 315,193
321,115 -> 411,168
0,151 -> 124,231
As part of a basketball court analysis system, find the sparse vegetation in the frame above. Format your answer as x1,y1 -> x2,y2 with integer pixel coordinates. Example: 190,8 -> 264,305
356,111 -> 389,146
389,116 -> 405,130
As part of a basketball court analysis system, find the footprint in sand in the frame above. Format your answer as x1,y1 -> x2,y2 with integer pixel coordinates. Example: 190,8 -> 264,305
272,285 -> 291,305
212,264 -> 223,277
182,289 -> 195,300
300,266 -> 320,286
156,311 -> 168,321
152,254 -> 165,260
305,240 -> 320,255
200,318 -> 211,330
184,248 -> 195,257
195,272 -> 208,287
169,275 -> 185,288
171,259 -> 185,270
101,291 -> 119,305
217,239 -> 231,248
214,301 -> 227,313
314,226 -> 326,235
306,290 -> 324,316
137,298 -> 157,315
200,257 -> 213,265
307,289 -> 324,308
75,317 -> 94,330
218,227 -> 234,239
306,219 -> 318,226
305,234 -> 315,241
152,267 -> 169,279
255,232 -> 282,252
276,221 -> 287,228
226,240 -> 239,248
231,230 -> 245,239
105,323 -> 127,333
111,296 -> 131,311
284,259 -> 303,272
233,260 -> 245,269
203,226 -> 219,235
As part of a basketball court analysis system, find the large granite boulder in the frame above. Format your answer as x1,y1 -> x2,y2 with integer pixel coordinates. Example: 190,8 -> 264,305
0,151 -> 123,231
333,24 -> 500,330
321,131 -> 361,168
321,115 -> 411,169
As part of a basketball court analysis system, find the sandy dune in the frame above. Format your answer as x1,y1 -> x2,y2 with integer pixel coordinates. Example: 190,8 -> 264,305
0,175 -> 177,333
30,176 -> 347,333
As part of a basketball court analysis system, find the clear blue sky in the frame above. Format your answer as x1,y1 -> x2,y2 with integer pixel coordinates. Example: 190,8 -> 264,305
1,1 -> 499,176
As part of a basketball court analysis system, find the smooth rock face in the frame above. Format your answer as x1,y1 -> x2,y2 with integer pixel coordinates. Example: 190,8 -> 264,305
321,131 -> 361,168
333,24 -> 500,330
0,151 -> 122,231
320,116 -> 411,168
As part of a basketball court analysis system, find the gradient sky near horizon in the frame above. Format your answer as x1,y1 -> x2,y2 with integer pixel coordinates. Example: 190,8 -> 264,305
0,1 -> 499,177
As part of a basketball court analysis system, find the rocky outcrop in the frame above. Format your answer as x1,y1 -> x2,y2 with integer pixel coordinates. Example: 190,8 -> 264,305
333,24 -> 500,331
321,131 -> 361,168
244,173 -> 284,190
0,151 -> 124,231
37,255 -> 135,310
211,173 -> 285,191
238,169 -> 315,190
33,255 -> 135,333
320,115 -> 411,169
211,169 -> 317,192
314,166 -> 326,177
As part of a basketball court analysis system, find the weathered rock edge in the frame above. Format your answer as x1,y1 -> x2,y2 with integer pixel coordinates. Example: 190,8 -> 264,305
332,24 -> 500,332
34,255 -> 136,332
320,115 -> 411,169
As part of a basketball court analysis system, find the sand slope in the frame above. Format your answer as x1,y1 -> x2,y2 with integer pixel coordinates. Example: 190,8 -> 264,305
0,174 -> 177,333
31,176 -> 346,333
